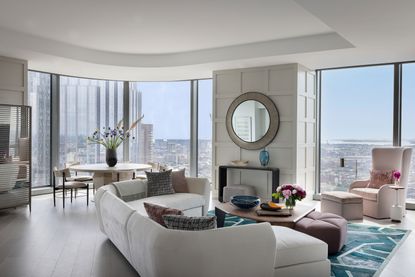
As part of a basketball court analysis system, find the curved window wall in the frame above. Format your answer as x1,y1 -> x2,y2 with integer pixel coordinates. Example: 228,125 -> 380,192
28,72 -> 212,187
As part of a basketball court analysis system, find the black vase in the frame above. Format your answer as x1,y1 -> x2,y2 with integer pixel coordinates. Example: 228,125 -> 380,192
106,148 -> 117,167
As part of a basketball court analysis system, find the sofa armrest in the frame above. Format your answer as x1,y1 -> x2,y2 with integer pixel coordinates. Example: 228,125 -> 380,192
186,177 -> 211,215
378,184 -> 396,204
349,180 -> 369,191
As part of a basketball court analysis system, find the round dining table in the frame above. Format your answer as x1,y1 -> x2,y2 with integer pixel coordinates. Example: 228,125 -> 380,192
69,163 -> 152,190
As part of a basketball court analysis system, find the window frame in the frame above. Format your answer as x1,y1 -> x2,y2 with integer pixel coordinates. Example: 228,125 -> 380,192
29,70 -> 212,187
316,61 -> 415,209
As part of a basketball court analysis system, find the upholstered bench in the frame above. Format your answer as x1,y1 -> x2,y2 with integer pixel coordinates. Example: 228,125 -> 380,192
223,184 -> 256,202
321,191 -> 363,220
295,211 -> 347,255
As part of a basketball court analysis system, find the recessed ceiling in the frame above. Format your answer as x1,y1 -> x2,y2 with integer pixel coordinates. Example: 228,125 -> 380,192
0,0 -> 414,80
0,0 -> 331,54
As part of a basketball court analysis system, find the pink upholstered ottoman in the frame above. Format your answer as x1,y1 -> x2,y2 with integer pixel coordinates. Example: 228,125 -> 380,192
295,211 -> 347,255
321,191 -> 363,220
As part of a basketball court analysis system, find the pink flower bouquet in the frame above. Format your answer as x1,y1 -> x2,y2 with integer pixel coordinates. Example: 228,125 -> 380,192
272,184 -> 306,209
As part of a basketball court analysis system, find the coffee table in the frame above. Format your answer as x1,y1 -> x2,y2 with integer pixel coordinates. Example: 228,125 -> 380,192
215,202 -> 316,228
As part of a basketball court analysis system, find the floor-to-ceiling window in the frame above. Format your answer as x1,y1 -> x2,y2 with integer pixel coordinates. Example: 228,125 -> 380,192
28,72 -> 51,187
198,79 -> 212,181
320,65 -> 394,192
402,63 -> 415,202
129,81 -> 191,173
59,76 -> 124,167
28,71 -> 212,185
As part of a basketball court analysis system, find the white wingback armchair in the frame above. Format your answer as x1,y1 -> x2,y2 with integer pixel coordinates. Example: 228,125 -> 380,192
349,147 -> 412,219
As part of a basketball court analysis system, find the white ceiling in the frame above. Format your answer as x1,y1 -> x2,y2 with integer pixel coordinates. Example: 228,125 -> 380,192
0,0 -> 331,54
0,0 -> 414,80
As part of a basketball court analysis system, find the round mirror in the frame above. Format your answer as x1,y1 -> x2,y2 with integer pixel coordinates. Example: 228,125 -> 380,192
232,100 -> 270,142
226,92 -> 279,150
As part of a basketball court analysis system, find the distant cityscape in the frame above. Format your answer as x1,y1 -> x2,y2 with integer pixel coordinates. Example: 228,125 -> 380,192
28,73 -> 415,200
321,141 -> 415,199
29,73 -> 212,187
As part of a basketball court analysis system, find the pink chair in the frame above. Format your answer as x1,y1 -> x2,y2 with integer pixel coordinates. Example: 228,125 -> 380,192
348,147 -> 412,219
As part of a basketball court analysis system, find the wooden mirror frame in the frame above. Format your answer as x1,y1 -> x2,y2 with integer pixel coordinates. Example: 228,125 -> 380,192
226,92 -> 280,150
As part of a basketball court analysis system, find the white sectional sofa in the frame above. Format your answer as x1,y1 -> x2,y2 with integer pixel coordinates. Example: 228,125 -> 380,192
95,178 -> 330,277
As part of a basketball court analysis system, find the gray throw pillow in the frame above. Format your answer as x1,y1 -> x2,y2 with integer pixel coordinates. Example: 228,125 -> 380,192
163,215 -> 217,231
146,170 -> 175,197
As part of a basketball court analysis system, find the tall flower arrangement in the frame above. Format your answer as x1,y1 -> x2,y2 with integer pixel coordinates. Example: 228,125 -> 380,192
272,184 -> 306,209
87,115 -> 144,150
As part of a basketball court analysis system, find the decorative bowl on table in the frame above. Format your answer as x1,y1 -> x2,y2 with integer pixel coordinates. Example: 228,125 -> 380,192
230,195 -> 260,209
230,160 -> 249,166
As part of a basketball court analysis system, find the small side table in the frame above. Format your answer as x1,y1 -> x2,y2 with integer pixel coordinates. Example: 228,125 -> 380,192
388,185 -> 405,222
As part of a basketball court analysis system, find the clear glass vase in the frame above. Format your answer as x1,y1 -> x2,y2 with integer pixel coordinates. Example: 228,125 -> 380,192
285,198 -> 296,210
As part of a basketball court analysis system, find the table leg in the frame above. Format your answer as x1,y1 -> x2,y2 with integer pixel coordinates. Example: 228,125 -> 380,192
215,207 -> 226,228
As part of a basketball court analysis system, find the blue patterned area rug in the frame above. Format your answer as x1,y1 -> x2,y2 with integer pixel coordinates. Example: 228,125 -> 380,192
207,211 -> 410,277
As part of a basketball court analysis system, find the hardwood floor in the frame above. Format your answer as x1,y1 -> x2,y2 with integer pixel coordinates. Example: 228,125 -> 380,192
0,194 -> 138,277
0,194 -> 414,277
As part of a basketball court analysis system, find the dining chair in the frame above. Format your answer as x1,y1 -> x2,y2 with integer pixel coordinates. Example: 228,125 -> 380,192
53,167 -> 89,208
65,161 -> 94,195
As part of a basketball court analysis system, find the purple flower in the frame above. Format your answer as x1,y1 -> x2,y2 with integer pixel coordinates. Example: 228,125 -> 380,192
393,170 -> 401,180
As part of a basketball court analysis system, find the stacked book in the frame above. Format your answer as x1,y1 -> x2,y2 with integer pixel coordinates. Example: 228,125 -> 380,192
256,202 -> 292,217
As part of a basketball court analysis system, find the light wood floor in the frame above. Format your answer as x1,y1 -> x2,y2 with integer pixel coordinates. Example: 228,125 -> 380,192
0,193 -> 414,277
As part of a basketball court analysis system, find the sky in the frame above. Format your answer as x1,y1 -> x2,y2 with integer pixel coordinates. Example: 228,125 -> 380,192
321,63 -> 415,142
135,79 -> 212,140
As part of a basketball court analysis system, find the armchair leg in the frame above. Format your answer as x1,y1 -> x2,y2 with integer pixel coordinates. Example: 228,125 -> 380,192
71,189 -> 73,203
63,178 -> 66,209
86,186 -> 89,206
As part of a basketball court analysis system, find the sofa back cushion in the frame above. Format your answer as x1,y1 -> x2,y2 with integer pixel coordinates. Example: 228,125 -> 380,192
367,169 -> 394,189
171,169 -> 189,193
146,170 -> 175,197
163,215 -> 217,231
126,213 -> 277,277
144,202 -> 183,226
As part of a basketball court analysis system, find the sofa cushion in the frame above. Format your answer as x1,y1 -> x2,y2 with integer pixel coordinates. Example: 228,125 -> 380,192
350,187 -> 378,201
172,169 -> 189,193
272,226 -> 327,268
163,215 -> 217,231
146,170 -> 175,197
144,202 -> 183,226
128,193 -> 206,215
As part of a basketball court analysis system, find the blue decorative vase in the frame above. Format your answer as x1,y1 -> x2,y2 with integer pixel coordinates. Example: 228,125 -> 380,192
259,149 -> 269,167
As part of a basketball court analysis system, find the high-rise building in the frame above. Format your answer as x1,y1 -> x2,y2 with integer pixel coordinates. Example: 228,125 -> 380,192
137,123 -> 153,163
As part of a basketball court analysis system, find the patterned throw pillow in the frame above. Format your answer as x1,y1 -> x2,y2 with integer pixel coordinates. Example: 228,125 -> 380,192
163,215 -> 217,231
367,169 -> 394,189
144,202 -> 183,226
146,170 -> 175,197
171,169 -> 189,193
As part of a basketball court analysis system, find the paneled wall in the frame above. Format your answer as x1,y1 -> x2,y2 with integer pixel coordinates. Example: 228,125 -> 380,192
0,56 -> 28,105
212,64 -> 316,200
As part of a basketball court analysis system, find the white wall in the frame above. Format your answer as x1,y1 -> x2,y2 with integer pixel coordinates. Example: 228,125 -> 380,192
0,56 -> 28,105
212,63 -> 316,200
